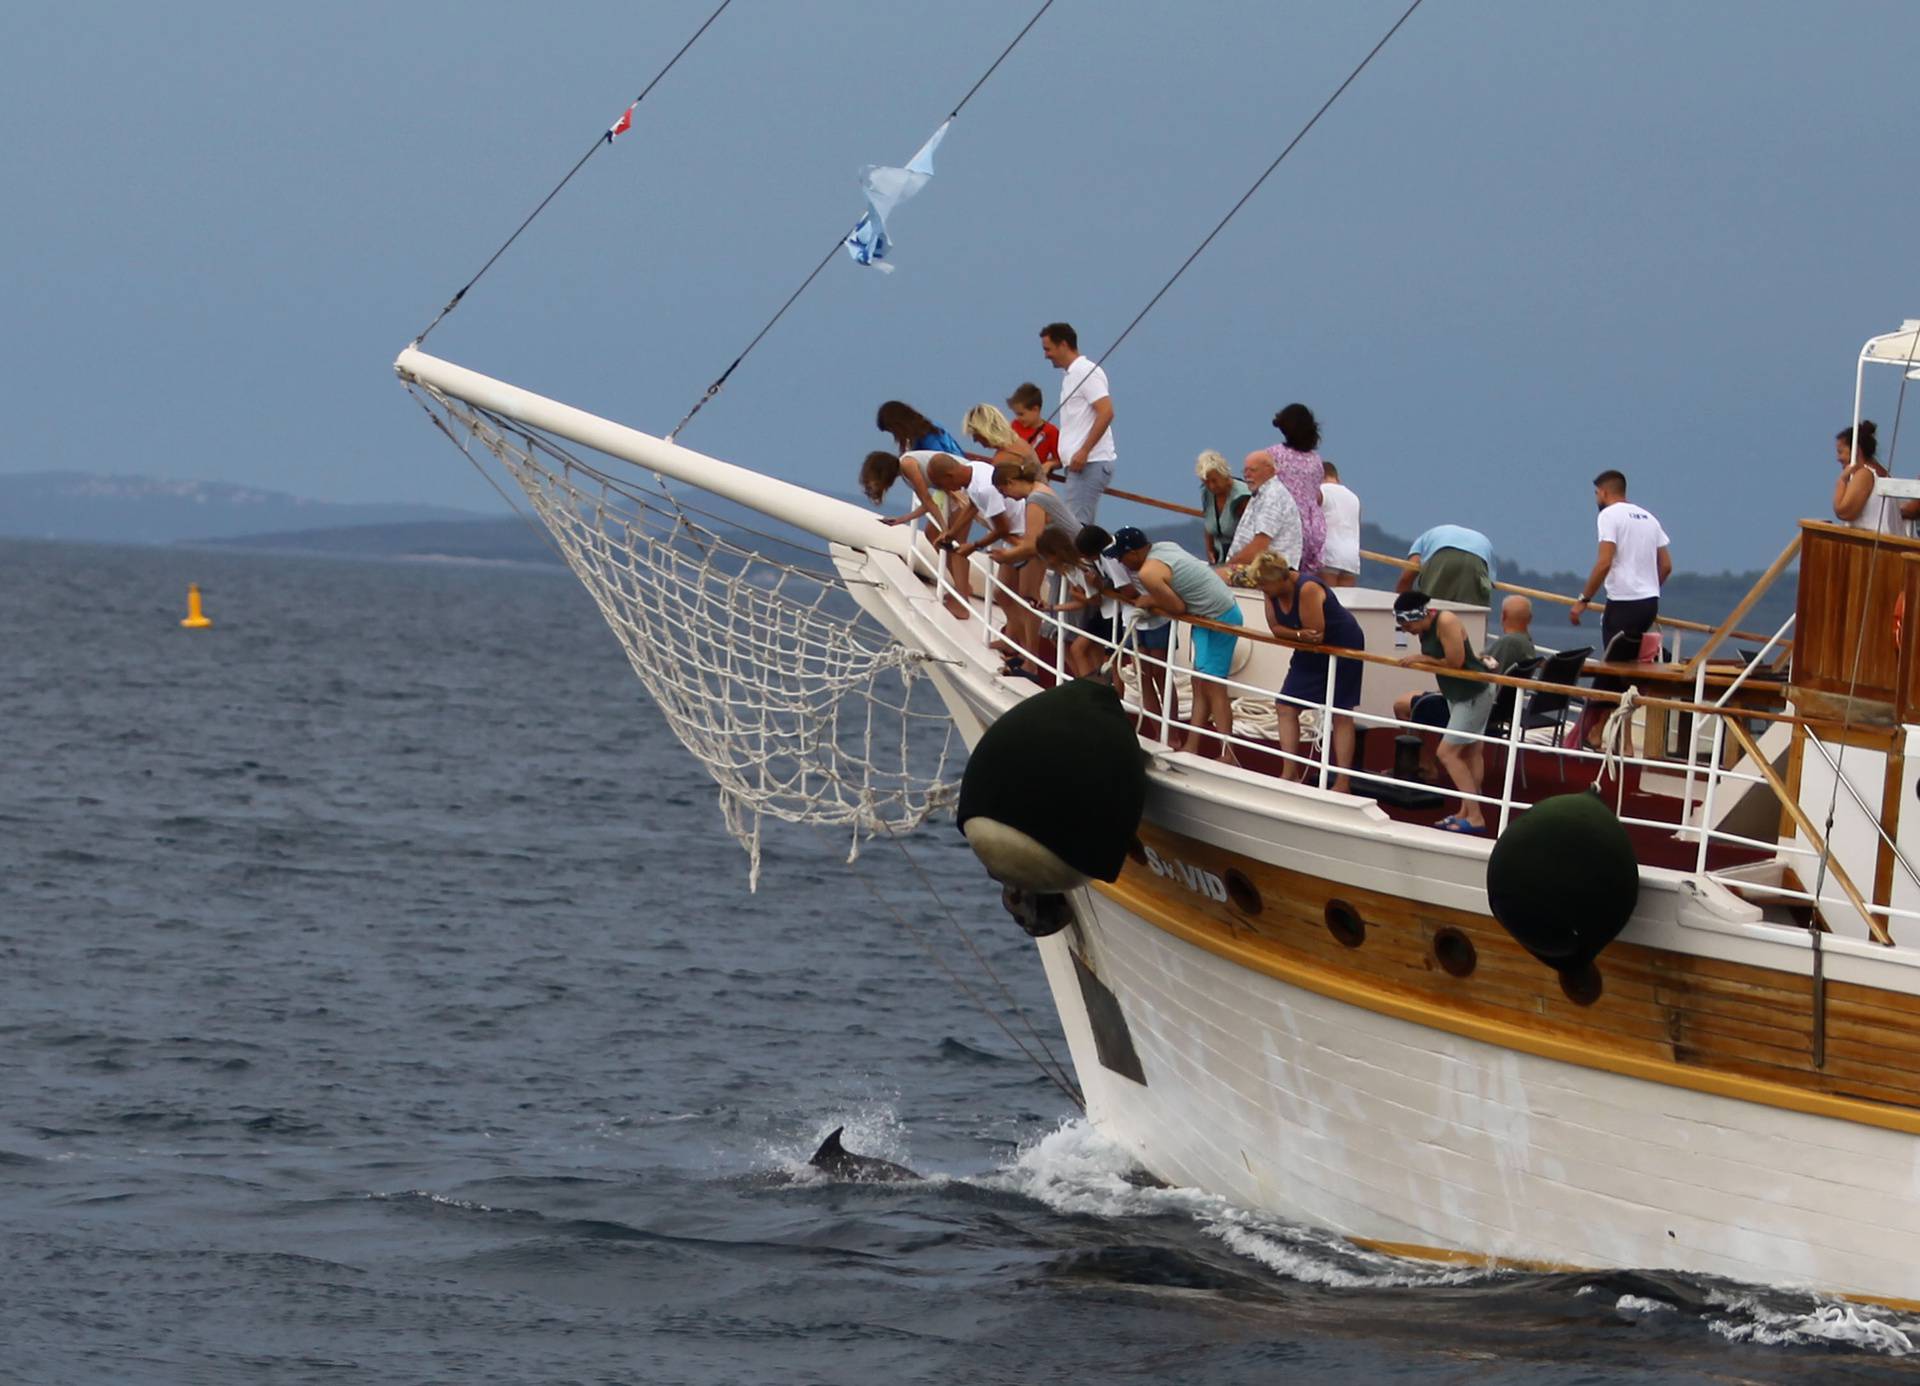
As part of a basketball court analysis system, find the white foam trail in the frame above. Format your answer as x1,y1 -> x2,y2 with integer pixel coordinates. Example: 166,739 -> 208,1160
981,1119 -> 1482,1291
1707,1293 -> 1917,1355
1615,1294 -> 1673,1315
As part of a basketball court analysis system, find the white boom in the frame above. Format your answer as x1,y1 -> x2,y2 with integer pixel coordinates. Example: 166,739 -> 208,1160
394,346 -> 911,558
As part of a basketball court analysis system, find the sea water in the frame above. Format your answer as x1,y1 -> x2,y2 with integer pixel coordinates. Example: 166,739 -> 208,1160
1,538 -> 1913,1384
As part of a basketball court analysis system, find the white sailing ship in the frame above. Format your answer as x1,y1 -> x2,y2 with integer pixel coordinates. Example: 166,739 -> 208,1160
396,320 -> 1920,1308
387,0 -> 1920,1310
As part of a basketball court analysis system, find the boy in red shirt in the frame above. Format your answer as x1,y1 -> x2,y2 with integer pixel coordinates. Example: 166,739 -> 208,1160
1006,382 -> 1061,474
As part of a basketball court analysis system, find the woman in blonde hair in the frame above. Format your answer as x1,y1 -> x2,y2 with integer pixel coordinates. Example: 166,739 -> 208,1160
1196,450 -> 1251,564
1234,550 -> 1365,792
964,403 -> 1038,467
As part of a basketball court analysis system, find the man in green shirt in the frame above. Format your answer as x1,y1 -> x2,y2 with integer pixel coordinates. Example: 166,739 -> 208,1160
1392,590 -> 1494,834
1481,595 -> 1537,674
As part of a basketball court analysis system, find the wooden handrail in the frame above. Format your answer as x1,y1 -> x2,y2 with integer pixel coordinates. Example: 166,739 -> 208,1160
1358,547 -> 1788,645
1100,481 -> 1792,647
1679,533 -> 1803,676
1163,604 -> 1806,727
1724,718 -> 1891,944
1108,485 -> 1203,518
1098,477 -> 1797,645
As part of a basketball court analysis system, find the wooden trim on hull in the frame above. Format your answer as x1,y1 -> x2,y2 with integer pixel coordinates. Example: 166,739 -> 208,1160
1340,1235 -> 1920,1313
1093,836 -> 1920,1138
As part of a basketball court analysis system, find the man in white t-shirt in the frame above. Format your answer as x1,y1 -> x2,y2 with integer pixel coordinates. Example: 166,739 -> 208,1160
1570,469 -> 1671,660
1040,321 -> 1116,526
927,452 -> 1015,621
1318,460 -> 1362,586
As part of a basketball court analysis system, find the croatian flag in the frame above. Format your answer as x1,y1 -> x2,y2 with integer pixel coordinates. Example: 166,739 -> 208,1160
606,103 -> 635,143
844,120 -> 951,273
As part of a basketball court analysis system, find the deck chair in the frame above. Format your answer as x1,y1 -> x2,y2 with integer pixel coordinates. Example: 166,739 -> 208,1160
1602,629 -> 1662,664
1485,655 -> 1545,742
1519,646 -> 1592,780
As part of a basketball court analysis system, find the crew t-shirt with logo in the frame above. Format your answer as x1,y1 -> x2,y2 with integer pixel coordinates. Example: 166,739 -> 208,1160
1057,356 -> 1117,465
1597,501 -> 1670,601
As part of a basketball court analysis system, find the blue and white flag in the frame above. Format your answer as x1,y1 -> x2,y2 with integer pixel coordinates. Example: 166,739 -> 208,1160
843,120 -> 951,273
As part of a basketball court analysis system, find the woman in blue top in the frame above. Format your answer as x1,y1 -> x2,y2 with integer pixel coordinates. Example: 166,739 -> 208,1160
1237,551 -> 1365,793
877,400 -> 968,458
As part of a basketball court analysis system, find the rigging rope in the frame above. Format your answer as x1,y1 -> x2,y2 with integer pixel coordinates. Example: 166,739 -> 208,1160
874,824 -> 1081,1102
666,0 -> 1059,441
412,0 -> 735,346
827,824 -> 1085,1112
1046,0 -> 1427,426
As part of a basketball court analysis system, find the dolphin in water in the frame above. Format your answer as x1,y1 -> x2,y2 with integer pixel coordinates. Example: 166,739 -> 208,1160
808,1126 -> 919,1182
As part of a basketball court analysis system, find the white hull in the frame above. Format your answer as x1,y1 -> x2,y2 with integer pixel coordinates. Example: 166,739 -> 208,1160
1038,885 -> 1920,1302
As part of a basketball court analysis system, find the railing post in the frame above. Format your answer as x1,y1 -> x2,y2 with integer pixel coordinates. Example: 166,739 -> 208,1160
1159,627 -> 1177,745
1497,681 -> 1526,836
1055,577 -> 1068,675
1318,655 -> 1337,788
1680,660 -> 1708,842
980,554 -> 995,647
1695,712 -> 1728,875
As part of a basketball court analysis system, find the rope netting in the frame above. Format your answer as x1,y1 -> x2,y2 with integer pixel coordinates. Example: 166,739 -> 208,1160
409,381 -> 960,888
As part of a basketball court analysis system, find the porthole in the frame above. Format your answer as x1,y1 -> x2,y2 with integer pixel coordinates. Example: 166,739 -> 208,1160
1223,868 -> 1263,916
1559,961 -> 1604,1007
1324,899 -> 1365,948
1433,927 -> 1477,978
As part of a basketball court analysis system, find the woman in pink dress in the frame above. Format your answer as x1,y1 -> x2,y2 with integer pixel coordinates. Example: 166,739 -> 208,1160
1244,403 -> 1326,574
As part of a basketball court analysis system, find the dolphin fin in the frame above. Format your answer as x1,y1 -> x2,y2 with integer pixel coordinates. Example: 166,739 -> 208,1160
810,1126 -> 847,1163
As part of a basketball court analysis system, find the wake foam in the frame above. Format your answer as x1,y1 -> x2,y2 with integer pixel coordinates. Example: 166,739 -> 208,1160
979,1119 -> 1482,1291
1706,1293 -> 1917,1355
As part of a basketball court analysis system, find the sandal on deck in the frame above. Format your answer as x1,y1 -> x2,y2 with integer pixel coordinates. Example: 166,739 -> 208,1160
999,656 -> 1041,683
1438,817 -> 1487,836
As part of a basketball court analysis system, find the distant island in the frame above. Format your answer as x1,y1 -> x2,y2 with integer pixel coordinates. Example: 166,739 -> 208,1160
195,517 -> 560,566
0,470 -> 485,545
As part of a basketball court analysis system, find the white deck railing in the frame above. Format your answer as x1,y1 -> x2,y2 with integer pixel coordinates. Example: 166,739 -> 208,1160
901,530 -> 1920,946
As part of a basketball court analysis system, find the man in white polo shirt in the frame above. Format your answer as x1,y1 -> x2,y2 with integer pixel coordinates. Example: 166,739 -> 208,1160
1040,321 -> 1116,525
1571,469 -> 1672,659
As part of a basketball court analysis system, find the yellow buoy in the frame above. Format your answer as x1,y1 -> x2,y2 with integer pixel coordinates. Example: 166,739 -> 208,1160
180,583 -> 213,629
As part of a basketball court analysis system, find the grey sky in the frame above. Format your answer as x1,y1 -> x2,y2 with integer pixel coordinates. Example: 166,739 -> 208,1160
4,1 -> 1915,570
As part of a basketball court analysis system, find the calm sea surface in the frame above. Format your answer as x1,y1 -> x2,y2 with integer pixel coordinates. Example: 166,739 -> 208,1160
1,537 -> 1914,1384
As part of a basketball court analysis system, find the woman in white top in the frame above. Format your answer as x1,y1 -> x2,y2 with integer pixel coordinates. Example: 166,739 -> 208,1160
1833,420 -> 1906,536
